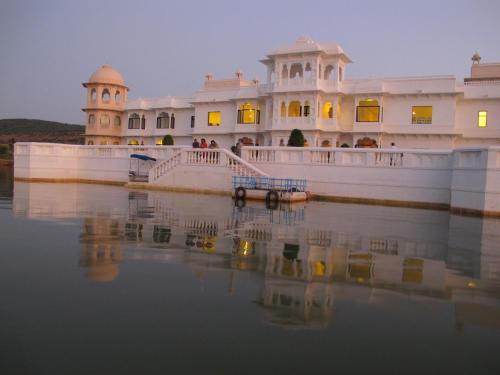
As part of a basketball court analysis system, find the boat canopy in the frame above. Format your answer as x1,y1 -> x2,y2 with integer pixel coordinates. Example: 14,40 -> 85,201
130,154 -> 157,162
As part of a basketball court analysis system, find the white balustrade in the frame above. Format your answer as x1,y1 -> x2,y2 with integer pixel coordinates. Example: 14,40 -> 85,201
242,146 -> 452,170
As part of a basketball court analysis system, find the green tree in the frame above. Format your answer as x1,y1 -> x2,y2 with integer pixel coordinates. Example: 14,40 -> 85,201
287,129 -> 305,147
162,134 -> 174,145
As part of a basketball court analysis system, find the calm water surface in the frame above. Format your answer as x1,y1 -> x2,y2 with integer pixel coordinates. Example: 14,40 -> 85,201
1,166 -> 500,374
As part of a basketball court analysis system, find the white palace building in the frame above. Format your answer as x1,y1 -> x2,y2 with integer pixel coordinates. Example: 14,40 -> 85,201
82,36 -> 500,149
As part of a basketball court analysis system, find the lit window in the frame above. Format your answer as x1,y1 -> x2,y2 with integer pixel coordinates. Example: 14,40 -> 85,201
356,99 -> 380,122
323,102 -> 333,119
237,103 -> 260,124
208,111 -> 221,126
478,111 -> 487,128
156,138 -> 164,145
156,112 -> 169,129
129,139 -> 139,145
288,101 -> 301,117
412,106 -> 432,124
128,113 -> 141,129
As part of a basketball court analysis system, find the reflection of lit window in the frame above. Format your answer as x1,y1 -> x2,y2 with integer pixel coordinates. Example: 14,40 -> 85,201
356,99 -> 380,122
478,111 -> 487,128
313,261 -> 325,276
412,106 -> 432,124
208,111 -> 221,126
402,257 -> 423,284
348,253 -> 372,280
203,237 -> 216,253
238,240 -> 254,256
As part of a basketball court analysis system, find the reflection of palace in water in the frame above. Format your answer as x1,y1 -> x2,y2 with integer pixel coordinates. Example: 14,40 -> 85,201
13,182 -> 500,329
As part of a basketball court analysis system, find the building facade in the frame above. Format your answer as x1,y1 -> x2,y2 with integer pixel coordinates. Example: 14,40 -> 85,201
83,37 -> 500,149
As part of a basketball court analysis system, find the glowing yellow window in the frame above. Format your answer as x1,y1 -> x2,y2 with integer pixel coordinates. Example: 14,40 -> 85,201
412,106 -> 432,124
208,111 -> 221,126
288,101 -> 301,117
238,103 -> 259,124
478,111 -> 487,128
156,138 -> 163,145
129,139 -> 139,145
356,99 -> 380,122
323,102 -> 333,118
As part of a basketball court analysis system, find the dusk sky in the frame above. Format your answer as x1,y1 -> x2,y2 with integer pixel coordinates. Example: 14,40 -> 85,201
1,0 -> 499,124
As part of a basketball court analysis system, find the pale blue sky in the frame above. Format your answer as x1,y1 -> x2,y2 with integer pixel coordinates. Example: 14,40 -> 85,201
0,0 -> 499,124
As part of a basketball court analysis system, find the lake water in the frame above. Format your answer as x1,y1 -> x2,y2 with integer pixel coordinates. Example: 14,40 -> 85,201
1,166 -> 500,374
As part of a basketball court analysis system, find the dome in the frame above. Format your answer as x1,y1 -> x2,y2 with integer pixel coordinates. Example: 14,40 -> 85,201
86,64 -> 125,86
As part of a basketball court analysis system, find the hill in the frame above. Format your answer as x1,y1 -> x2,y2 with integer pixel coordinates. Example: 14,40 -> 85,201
0,119 -> 85,144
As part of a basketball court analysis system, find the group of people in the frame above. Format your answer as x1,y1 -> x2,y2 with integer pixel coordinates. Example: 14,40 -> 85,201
192,138 -> 218,149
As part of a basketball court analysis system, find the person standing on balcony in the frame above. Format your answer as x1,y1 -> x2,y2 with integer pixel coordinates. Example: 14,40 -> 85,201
192,138 -> 200,148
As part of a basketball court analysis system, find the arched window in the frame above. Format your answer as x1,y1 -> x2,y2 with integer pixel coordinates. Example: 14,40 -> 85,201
280,102 -> 286,118
304,63 -> 312,79
100,114 -> 110,127
129,139 -> 139,145
323,102 -> 333,119
303,101 -> 310,117
88,114 -> 95,125
87,140 -> 94,145
141,115 -> 146,129
90,89 -> 97,102
156,112 -> 169,129
102,89 -> 110,103
290,63 -> 303,78
237,103 -> 259,124
114,115 -> 121,126
281,64 -> 288,79
115,90 -> 121,103
128,113 -> 141,129
288,101 -> 301,117
324,65 -> 334,80
170,113 -> 175,129
356,99 -> 380,122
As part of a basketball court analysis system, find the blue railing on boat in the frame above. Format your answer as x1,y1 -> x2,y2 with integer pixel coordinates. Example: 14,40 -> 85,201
232,176 -> 307,192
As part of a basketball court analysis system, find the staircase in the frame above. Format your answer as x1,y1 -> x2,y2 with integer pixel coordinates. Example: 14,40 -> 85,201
149,148 -> 268,184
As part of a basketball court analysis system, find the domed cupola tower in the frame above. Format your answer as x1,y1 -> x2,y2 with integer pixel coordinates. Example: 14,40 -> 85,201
82,65 -> 128,145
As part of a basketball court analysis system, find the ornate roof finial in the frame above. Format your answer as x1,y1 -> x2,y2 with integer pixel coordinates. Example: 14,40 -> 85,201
235,69 -> 243,79
472,51 -> 481,64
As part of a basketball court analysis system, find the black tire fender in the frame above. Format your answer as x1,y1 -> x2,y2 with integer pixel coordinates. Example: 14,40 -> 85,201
266,190 -> 279,203
235,186 -> 246,199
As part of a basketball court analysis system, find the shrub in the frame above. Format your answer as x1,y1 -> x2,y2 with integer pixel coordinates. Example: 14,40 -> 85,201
162,135 -> 174,145
287,129 -> 305,147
